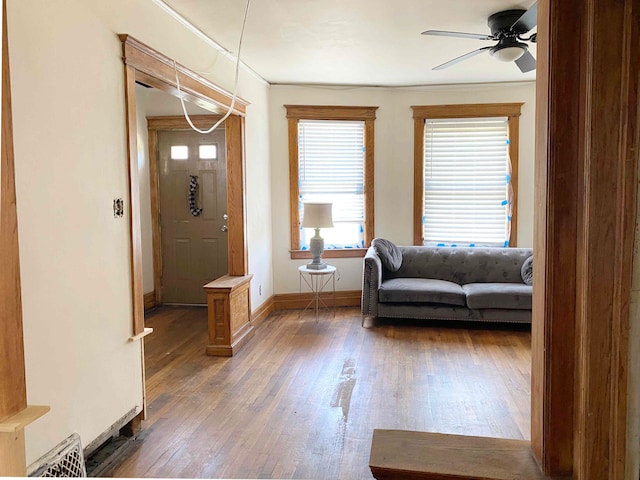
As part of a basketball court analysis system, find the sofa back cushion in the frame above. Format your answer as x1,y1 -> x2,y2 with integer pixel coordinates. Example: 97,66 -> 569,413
385,246 -> 533,285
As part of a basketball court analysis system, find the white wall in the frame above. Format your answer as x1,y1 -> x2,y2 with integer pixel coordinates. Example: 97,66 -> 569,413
9,0 -> 144,463
269,82 -> 536,294
9,0 -> 272,464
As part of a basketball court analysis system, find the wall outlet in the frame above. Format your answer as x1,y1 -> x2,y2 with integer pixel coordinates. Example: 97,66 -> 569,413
259,285 -> 262,296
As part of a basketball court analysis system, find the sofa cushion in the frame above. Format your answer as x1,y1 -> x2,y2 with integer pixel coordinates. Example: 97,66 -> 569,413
372,238 -> 402,272
463,283 -> 532,310
379,278 -> 466,306
521,255 -> 533,285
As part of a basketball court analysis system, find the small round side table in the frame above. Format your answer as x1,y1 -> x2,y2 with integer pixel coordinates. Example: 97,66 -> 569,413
298,265 -> 337,321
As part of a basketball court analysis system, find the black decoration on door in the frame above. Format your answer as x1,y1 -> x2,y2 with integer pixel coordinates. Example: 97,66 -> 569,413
188,175 -> 203,216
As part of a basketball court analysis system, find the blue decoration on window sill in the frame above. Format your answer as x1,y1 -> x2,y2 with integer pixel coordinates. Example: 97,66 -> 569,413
501,200 -> 508,206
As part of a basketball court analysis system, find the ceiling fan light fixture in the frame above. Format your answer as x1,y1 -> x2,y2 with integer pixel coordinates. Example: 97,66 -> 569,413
491,44 -> 526,62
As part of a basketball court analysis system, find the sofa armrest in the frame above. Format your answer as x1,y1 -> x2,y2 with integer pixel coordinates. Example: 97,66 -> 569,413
362,246 -> 383,317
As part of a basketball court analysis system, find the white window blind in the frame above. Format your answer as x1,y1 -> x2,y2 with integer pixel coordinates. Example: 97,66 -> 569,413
423,117 -> 511,247
298,119 -> 365,249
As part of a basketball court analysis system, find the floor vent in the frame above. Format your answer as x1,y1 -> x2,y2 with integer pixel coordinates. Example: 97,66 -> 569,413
29,433 -> 87,477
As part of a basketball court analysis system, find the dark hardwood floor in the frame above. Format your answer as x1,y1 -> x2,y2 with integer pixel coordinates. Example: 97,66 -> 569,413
109,306 -> 531,479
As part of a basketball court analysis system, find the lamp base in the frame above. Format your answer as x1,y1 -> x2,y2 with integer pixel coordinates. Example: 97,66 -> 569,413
306,261 -> 328,270
307,228 -> 327,270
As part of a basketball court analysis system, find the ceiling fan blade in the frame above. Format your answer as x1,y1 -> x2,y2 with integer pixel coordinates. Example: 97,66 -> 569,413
511,2 -> 538,32
433,47 -> 492,70
515,50 -> 536,72
422,30 -> 493,41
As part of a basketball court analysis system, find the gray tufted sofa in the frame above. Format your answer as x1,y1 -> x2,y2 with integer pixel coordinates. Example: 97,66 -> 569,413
362,245 -> 533,324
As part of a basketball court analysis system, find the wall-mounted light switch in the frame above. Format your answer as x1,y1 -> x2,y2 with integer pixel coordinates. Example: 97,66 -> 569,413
113,198 -> 124,218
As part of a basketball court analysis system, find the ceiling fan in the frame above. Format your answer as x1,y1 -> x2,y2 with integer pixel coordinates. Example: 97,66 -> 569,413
421,2 -> 537,72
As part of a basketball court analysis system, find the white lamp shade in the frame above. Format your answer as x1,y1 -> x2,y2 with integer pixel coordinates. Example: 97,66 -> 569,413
302,202 -> 334,228
492,46 -> 526,62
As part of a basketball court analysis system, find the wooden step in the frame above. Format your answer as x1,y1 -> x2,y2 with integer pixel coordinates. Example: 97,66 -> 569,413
369,429 -> 558,480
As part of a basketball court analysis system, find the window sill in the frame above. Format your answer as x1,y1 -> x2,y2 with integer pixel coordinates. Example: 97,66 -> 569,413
290,248 -> 367,260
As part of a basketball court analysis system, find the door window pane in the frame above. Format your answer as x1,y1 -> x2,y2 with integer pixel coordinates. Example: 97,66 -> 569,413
171,145 -> 189,160
199,144 -> 218,159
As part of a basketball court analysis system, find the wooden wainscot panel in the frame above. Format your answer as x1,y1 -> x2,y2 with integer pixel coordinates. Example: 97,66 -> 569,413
204,275 -> 254,356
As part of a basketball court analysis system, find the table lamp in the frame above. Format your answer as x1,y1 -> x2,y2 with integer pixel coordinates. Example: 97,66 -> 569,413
302,202 -> 334,270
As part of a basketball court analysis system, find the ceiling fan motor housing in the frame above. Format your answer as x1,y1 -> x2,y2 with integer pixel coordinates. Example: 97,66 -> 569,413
488,9 -> 529,36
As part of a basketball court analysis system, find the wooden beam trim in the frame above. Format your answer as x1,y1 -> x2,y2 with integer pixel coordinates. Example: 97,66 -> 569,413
508,115 -> 519,247
273,290 -> 361,310
225,115 -> 248,275
572,0 -> 638,478
288,117 -> 301,250
284,105 -> 378,120
120,35 -> 248,115
413,118 -> 424,246
147,115 -> 223,130
531,0 -> 581,475
128,327 -> 153,343
613,4 -> 640,479
124,65 -> 145,336
251,297 -> 275,328
0,0 -> 26,422
0,406 -> 50,433
147,130 -> 162,306
364,118 -> 375,246
411,103 -> 523,119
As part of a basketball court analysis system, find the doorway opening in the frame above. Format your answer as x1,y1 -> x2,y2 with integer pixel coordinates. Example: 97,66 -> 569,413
155,127 -> 228,305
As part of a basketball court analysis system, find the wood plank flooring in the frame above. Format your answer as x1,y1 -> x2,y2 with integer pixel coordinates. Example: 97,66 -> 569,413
109,306 -> 531,479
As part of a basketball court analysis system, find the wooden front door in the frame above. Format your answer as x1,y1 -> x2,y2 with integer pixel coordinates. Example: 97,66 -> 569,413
158,129 -> 228,305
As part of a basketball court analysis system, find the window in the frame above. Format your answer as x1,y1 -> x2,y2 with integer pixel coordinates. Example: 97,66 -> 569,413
412,103 -> 522,247
199,144 -> 217,159
170,145 -> 188,160
286,105 -> 377,258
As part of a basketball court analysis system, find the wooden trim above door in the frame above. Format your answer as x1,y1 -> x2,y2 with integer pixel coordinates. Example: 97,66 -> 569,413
120,35 -> 248,116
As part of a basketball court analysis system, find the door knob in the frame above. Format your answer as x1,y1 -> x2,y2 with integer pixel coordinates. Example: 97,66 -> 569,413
223,213 -> 229,220
221,225 -> 228,232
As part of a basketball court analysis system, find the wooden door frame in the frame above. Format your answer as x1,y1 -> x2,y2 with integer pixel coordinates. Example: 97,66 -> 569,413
120,35 -> 249,335
531,0 -> 638,477
146,115 -> 236,306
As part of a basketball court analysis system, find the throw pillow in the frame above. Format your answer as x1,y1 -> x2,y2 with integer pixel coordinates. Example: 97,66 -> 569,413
521,256 -> 533,286
372,238 -> 402,272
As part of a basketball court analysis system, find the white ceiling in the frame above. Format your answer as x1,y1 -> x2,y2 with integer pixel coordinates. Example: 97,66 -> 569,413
161,0 -> 537,87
